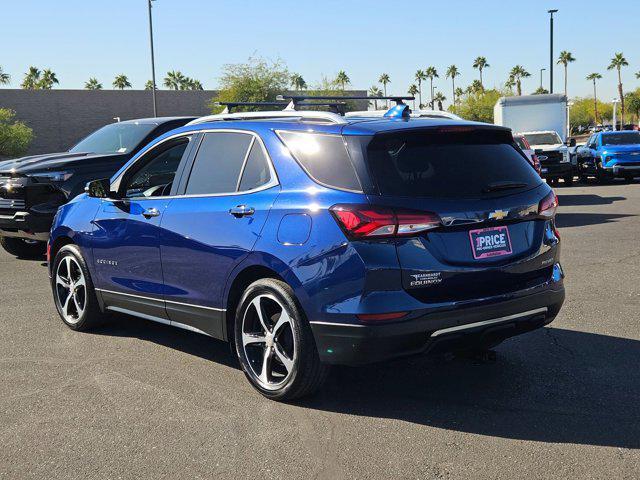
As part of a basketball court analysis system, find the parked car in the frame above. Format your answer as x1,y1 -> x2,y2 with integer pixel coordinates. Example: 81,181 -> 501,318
0,117 -> 194,258
576,130 -> 640,182
48,105 -> 565,400
513,134 -> 542,174
519,131 -> 574,185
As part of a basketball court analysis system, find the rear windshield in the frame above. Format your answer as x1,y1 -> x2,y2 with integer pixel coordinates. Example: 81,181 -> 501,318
522,132 -> 562,146
602,132 -> 640,145
366,129 -> 542,199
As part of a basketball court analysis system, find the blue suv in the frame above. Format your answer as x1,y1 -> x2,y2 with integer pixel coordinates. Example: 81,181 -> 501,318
576,130 -> 640,182
48,101 -> 565,400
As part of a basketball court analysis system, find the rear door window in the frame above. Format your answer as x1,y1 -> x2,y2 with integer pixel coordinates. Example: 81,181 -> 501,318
366,129 -> 542,199
277,131 -> 362,192
185,132 -> 253,195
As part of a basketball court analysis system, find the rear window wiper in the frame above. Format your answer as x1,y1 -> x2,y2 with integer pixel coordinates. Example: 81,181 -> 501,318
482,181 -> 529,193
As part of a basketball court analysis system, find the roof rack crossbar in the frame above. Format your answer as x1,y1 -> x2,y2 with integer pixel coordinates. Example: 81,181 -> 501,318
276,94 -> 414,107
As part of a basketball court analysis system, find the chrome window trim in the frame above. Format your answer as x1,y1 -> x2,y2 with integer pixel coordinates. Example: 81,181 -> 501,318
96,288 -> 226,312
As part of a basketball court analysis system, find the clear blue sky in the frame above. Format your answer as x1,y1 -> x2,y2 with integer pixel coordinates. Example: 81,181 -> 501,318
3,0 -> 639,105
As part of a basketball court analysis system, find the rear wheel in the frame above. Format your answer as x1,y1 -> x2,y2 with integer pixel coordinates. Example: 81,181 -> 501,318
52,244 -> 109,331
234,278 -> 329,400
0,237 -> 46,259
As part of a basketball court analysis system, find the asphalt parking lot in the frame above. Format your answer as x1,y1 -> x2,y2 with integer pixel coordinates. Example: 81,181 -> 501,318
1,182 -> 639,480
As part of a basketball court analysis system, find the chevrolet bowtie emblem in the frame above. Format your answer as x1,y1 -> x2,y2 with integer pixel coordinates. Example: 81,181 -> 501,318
488,209 -> 509,220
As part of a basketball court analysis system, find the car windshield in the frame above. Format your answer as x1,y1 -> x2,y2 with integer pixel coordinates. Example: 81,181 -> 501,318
523,132 -> 562,146
69,122 -> 157,154
366,129 -> 541,199
602,132 -> 640,146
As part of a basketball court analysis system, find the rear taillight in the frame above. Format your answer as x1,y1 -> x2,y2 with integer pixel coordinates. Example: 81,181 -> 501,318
330,204 -> 441,239
538,191 -> 558,218
357,312 -> 408,322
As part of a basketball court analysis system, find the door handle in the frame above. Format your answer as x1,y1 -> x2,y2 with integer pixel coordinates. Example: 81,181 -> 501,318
142,207 -> 161,219
229,205 -> 255,218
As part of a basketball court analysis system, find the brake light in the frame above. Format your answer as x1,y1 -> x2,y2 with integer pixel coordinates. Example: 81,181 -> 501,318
46,242 -> 51,264
538,191 -> 558,218
330,204 -> 441,239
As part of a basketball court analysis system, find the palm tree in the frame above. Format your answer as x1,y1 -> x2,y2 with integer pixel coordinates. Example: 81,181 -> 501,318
509,65 -> 531,96
445,65 -> 460,106
113,74 -> 132,90
164,70 -> 185,90
378,73 -> 390,96
454,87 -> 464,105
472,56 -> 489,88
21,66 -> 41,89
335,70 -> 350,91
557,51 -> 576,96
425,66 -> 439,108
467,79 -> 484,95
38,69 -> 59,89
586,73 -> 602,126
433,92 -> 446,111
144,80 -> 155,90
608,52 -> 628,125
290,73 -> 307,91
504,76 -> 516,95
414,69 -> 427,108
189,79 -> 203,90
368,85 -> 383,110
0,67 -> 10,86
84,77 -> 102,90
408,84 -> 419,110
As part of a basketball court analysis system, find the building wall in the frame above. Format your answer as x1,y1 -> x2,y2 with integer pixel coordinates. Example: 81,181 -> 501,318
0,89 -> 368,155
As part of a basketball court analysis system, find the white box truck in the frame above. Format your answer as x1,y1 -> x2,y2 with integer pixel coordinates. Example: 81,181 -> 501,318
494,93 -> 574,185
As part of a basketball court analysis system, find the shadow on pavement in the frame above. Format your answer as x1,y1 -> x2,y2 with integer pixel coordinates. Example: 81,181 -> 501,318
555,212 -> 634,228
556,194 -> 626,206
95,313 -> 640,449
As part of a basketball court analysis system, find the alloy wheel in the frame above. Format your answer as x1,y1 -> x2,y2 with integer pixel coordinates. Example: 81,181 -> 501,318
241,294 -> 297,391
55,256 -> 86,324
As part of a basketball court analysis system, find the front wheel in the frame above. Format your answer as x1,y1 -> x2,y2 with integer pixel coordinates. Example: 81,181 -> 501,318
0,237 -> 46,259
234,278 -> 329,400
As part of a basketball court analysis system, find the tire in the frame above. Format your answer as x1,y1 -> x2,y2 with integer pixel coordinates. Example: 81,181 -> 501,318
234,278 -> 329,401
51,244 -> 109,331
0,237 -> 46,259
596,165 -> 610,184
562,175 -> 574,186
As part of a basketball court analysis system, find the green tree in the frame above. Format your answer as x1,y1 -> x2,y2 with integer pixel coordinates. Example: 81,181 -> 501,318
84,77 -> 103,90
608,52 -> 628,125
569,97 -> 613,131
21,67 -> 41,89
164,70 -> 185,90
472,56 -> 489,88
407,84 -> 419,110
368,85 -> 383,110
209,56 -> 290,112
467,79 -> 484,95
144,80 -> 155,90
454,87 -> 464,105
533,86 -> 549,94
414,69 -> 426,108
425,66 -> 438,108
378,73 -> 390,97
38,69 -> 59,89
0,109 -> 34,158
188,79 -> 203,90
290,73 -> 307,91
445,65 -> 460,106
586,73 -> 602,125
113,74 -> 132,90
335,70 -> 350,91
0,67 -> 10,86
557,51 -> 576,96
625,89 -> 640,125
504,76 -> 516,95
453,88 -> 502,123
509,65 -> 531,96
433,91 -> 446,111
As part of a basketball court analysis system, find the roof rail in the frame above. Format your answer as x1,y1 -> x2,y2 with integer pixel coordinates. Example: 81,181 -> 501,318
276,94 -> 414,109
185,110 -> 348,126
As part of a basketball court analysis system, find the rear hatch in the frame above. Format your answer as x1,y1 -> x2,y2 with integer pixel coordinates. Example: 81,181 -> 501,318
363,127 -> 558,303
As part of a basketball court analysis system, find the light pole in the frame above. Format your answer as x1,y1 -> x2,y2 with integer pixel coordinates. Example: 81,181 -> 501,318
540,68 -> 546,90
612,98 -> 620,131
548,9 -> 558,94
567,101 -> 574,138
147,0 -> 158,117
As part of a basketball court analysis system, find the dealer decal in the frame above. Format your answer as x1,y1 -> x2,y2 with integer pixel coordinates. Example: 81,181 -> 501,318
469,226 -> 513,259
408,271 -> 442,288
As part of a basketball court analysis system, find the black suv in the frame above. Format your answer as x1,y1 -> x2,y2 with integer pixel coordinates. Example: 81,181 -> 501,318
0,117 -> 194,258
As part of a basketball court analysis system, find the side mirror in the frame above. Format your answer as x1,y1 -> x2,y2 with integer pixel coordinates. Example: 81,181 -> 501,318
85,178 -> 117,199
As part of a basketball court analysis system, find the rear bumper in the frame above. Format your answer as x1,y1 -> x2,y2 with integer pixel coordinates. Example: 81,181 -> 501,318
310,282 -> 565,366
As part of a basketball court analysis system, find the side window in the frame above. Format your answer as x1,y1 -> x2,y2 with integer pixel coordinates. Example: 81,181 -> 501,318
277,131 -> 362,192
122,139 -> 190,198
238,141 -> 272,191
185,132 -> 252,195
